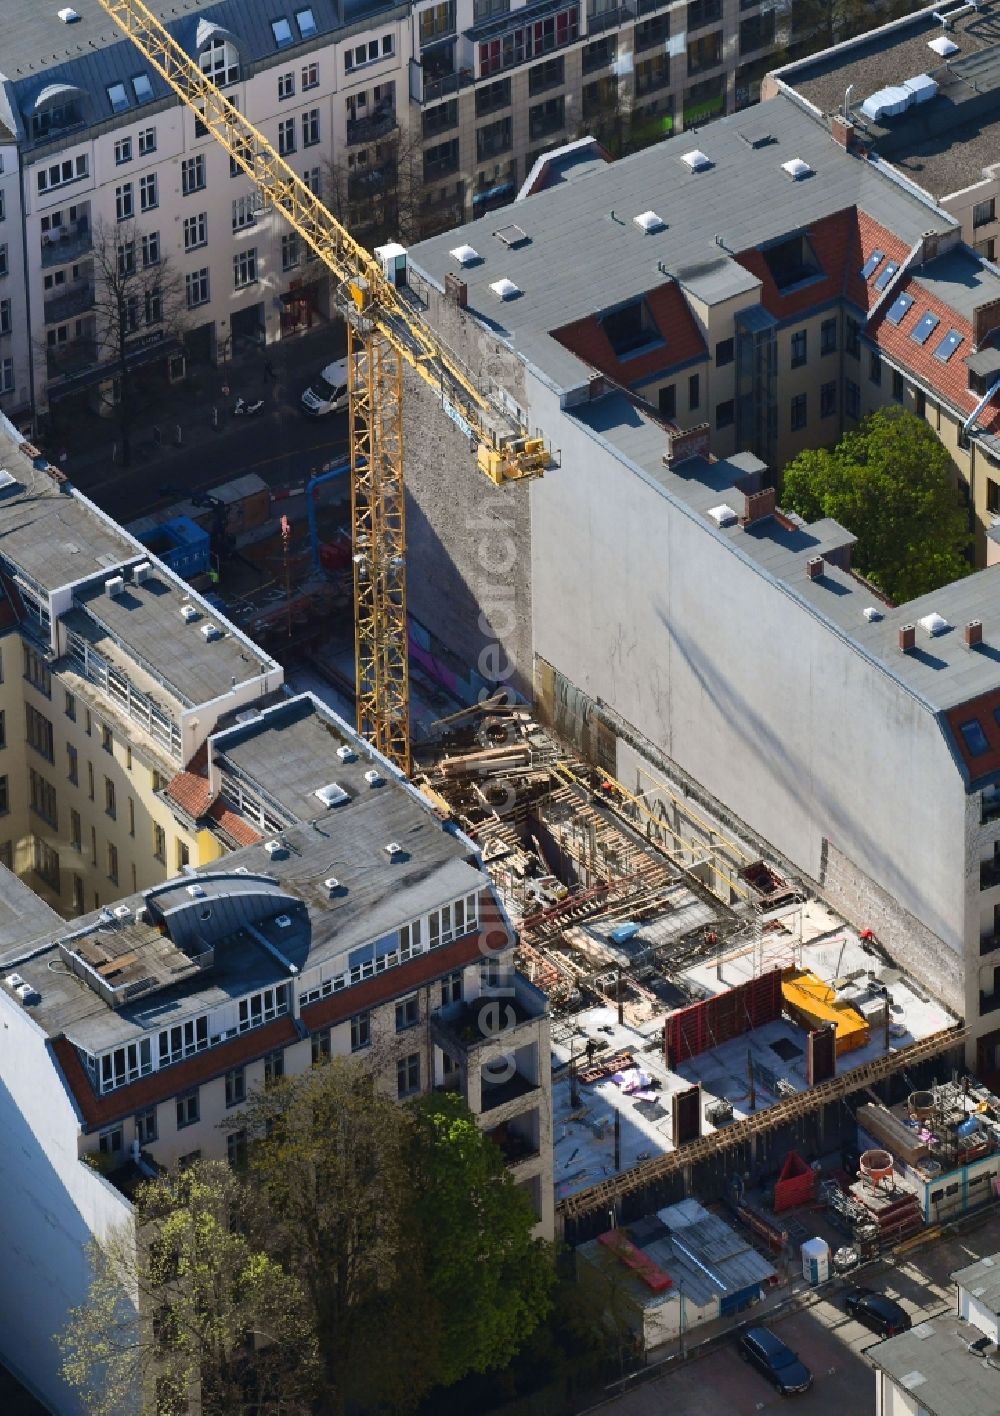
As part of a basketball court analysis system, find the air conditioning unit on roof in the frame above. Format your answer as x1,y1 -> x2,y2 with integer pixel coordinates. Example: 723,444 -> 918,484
364,769 -> 384,787
105,575 -> 125,598
385,841 -> 403,856
186,883 -> 206,898
324,876 -> 340,894
180,603 -> 198,623
336,744 -> 356,762
132,561 -> 152,585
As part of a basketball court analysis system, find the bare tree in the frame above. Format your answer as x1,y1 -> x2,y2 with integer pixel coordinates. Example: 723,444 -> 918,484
91,218 -> 186,466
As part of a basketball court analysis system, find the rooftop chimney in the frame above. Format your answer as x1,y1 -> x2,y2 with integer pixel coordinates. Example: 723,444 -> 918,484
899,624 -> 916,652
831,114 -> 855,150
806,556 -> 824,580
966,619 -> 984,648
663,422 -> 711,469
444,272 -> 468,308
742,487 -> 776,525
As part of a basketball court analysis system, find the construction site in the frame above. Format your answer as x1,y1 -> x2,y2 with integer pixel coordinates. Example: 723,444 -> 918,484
413,701 -> 987,1275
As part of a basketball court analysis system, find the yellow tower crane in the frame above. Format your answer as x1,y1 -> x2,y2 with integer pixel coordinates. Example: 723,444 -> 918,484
97,0 -> 548,776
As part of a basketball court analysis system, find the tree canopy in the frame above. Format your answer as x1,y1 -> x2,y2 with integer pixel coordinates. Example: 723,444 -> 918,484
781,406 -> 971,603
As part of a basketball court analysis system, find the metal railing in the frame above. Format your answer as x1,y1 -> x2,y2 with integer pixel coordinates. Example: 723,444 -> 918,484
44,283 -> 95,326
345,110 -> 398,146
40,224 -> 93,268
586,3 -> 633,33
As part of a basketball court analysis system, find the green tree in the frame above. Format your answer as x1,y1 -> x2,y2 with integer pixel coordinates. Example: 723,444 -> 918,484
781,406 -> 971,603
58,1161 -> 317,1416
410,1092 -> 556,1387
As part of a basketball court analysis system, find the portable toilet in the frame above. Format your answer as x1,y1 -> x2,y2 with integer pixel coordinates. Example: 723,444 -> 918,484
801,1237 -> 830,1286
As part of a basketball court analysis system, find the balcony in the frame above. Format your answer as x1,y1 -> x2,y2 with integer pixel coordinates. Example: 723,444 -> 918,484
44,283 -> 95,326
345,109 -> 398,146
983,860 -> 1000,890
46,337 -> 97,381
480,1067 -> 540,1112
586,3 -> 632,33
487,1121 -> 540,1169
41,222 -> 93,268
431,975 -> 546,1059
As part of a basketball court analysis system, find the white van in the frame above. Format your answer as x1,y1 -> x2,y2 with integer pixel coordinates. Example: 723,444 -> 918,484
301,358 -> 349,416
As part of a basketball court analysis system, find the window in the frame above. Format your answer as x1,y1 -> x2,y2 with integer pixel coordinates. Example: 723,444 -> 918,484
974,198 -> 996,229
302,109 -> 320,147
476,116 -> 513,162
99,1126 -> 124,1155
117,240 -> 136,277
107,83 -> 129,114
200,37 -> 239,85
227,1130 -> 248,1169
0,245 -> 6,278
157,1017 -> 208,1066
87,762 -> 94,801
845,381 -> 860,419
186,268 -> 209,308
424,139 -> 460,182
419,2 -> 455,46
153,822 -> 166,862
278,71 -> 295,101
29,769 -> 57,828
478,5 -> 577,73
70,808 -> 82,852
278,118 -> 296,156
132,73 -> 154,103
790,329 -> 807,368
475,0 -> 510,16
107,842 -> 118,884
304,167 -> 322,197
659,384 -> 676,420
234,249 -> 258,289
933,328 -> 963,363
72,874 -> 83,912
64,689 -> 76,722
600,299 -> 660,358
183,213 -> 208,251
36,155 -> 89,194
138,126 -> 156,155
115,182 -> 134,221
272,17 -> 294,46
139,172 -> 157,211
264,1049 -> 284,1085
790,393 -> 807,430
892,370 -> 905,402
715,337 -> 734,367
128,796 -> 135,837
846,317 -> 861,358
886,292 -> 914,326
281,233 -> 299,271
0,776 -> 7,815
302,62 -> 319,89
961,720 -> 990,756
351,1012 -> 370,1051
820,381 -> 836,418
763,232 -> 821,292
26,704 -> 54,762
135,1108 -> 157,1145
101,724 -> 112,754
689,373 -> 700,410
297,6 -> 318,36
176,1091 -> 199,1129
237,984 -> 290,1032
311,1029 -> 331,1065
0,299 -> 9,337
529,96 -> 565,141
33,839 -> 60,891
911,311 -> 940,346
141,231 -> 160,267
96,1038 -> 153,1094
873,260 -> 899,292
177,841 -> 190,870
428,895 -> 479,949
869,349 -> 882,386
423,100 -> 459,139
715,399 -> 734,429
225,1067 -> 246,1108
346,34 -> 395,71
181,155 -> 206,195
397,1052 -> 421,1097
395,995 -> 419,1032
0,358 -> 11,395
232,195 -> 256,231
115,137 -> 132,165
441,970 -> 463,1006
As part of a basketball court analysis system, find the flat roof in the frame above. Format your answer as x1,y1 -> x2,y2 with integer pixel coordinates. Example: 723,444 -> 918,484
773,0 -> 1000,200
0,866 -> 64,963
407,92 -> 953,395
566,389 -> 1000,718
952,1253 -> 1000,1314
867,1317 -> 1000,1416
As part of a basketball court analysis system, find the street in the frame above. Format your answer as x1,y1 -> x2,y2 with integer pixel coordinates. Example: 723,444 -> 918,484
596,1214 -> 1000,1416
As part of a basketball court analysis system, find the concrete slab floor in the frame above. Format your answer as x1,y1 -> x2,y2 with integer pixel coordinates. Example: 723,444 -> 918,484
595,1208 -> 1000,1415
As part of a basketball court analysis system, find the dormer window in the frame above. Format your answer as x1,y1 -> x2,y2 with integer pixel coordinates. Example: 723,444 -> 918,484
132,73 -> 153,103
199,36 -> 240,86
272,18 -> 294,48
107,82 -> 129,113
29,84 -> 84,141
600,299 -> 662,359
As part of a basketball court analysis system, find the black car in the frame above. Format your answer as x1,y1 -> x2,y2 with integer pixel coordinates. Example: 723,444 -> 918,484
844,1288 -> 912,1338
738,1326 -> 813,1395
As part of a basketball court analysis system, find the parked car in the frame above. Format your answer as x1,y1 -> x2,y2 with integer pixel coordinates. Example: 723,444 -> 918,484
738,1326 -> 814,1395
301,358 -> 349,417
844,1288 -> 912,1337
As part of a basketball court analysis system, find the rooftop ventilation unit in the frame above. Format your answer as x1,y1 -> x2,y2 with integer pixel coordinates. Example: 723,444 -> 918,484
234,866 -> 251,875
105,575 -> 125,598
928,34 -> 959,56
634,210 -> 665,234
336,744 -> 356,762
904,73 -> 938,104
264,840 -> 284,857
186,883 -> 206,898
449,244 -> 480,266
781,158 -> 813,180
364,769 -> 385,787
14,982 -> 39,1004
323,876 -> 340,894
200,623 -> 220,641
385,841 -> 403,856
113,905 -> 131,919
58,7 -> 80,20
861,85 -> 911,122
180,603 -> 198,623
680,149 -> 711,172
4,972 -> 25,991
493,223 -> 529,248
314,781 -> 350,808
707,504 -> 738,527
490,278 -> 520,301
863,607 -> 882,622
275,914 -> 292,928
132,561 -> 152,585
919,611 -> 949,636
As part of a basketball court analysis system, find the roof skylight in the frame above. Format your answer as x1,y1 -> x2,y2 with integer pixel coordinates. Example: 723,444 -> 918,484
873,260 -> 900,291
911,312 -> 940,346
296,6 -> 317,36
449,244 -> 480,266
132,73 -> 153,103
960,720 -> 990,756
106,83 -> 129,114
634,210 -> 665,234
490,278 -> 521,300
886,292 -> 914,325
680,149 -> 712,172
860,250 -> 885,280
272,17 -> 294,47
781,158 -> 813,180
933,328 -> 963,363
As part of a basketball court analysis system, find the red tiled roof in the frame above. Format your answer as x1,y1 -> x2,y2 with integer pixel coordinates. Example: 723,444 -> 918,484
843,211 -> 911,314
208,801 -> 263,847
300,928 -> 489,1033
551,281 -> 707,386
164,743 -> 212,817
52,1015 -> 299,1131
871,275 -> 1000,434
945,691 -> 1000,782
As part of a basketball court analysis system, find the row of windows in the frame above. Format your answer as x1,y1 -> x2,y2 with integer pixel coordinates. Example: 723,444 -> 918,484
114,128 -> 157,165
276,109 -> 321,155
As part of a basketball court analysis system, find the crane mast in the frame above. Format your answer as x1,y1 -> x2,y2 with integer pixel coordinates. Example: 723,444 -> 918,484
97,0 -> 548,775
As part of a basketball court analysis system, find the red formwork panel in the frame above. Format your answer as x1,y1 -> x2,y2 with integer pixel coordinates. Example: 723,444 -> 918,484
773,1150 -> 816,1213
664,968 -> 785,1067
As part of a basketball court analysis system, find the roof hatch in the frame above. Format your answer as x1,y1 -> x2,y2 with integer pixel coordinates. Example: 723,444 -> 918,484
680,149 -> 712,172
634,210 -> 665,234
781,158 -> 813,181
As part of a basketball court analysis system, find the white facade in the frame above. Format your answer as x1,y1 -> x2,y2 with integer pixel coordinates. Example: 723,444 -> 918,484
0,133 -> 30,421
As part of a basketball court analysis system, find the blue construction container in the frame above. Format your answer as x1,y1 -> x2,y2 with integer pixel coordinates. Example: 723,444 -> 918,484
137,515 -> 211,579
